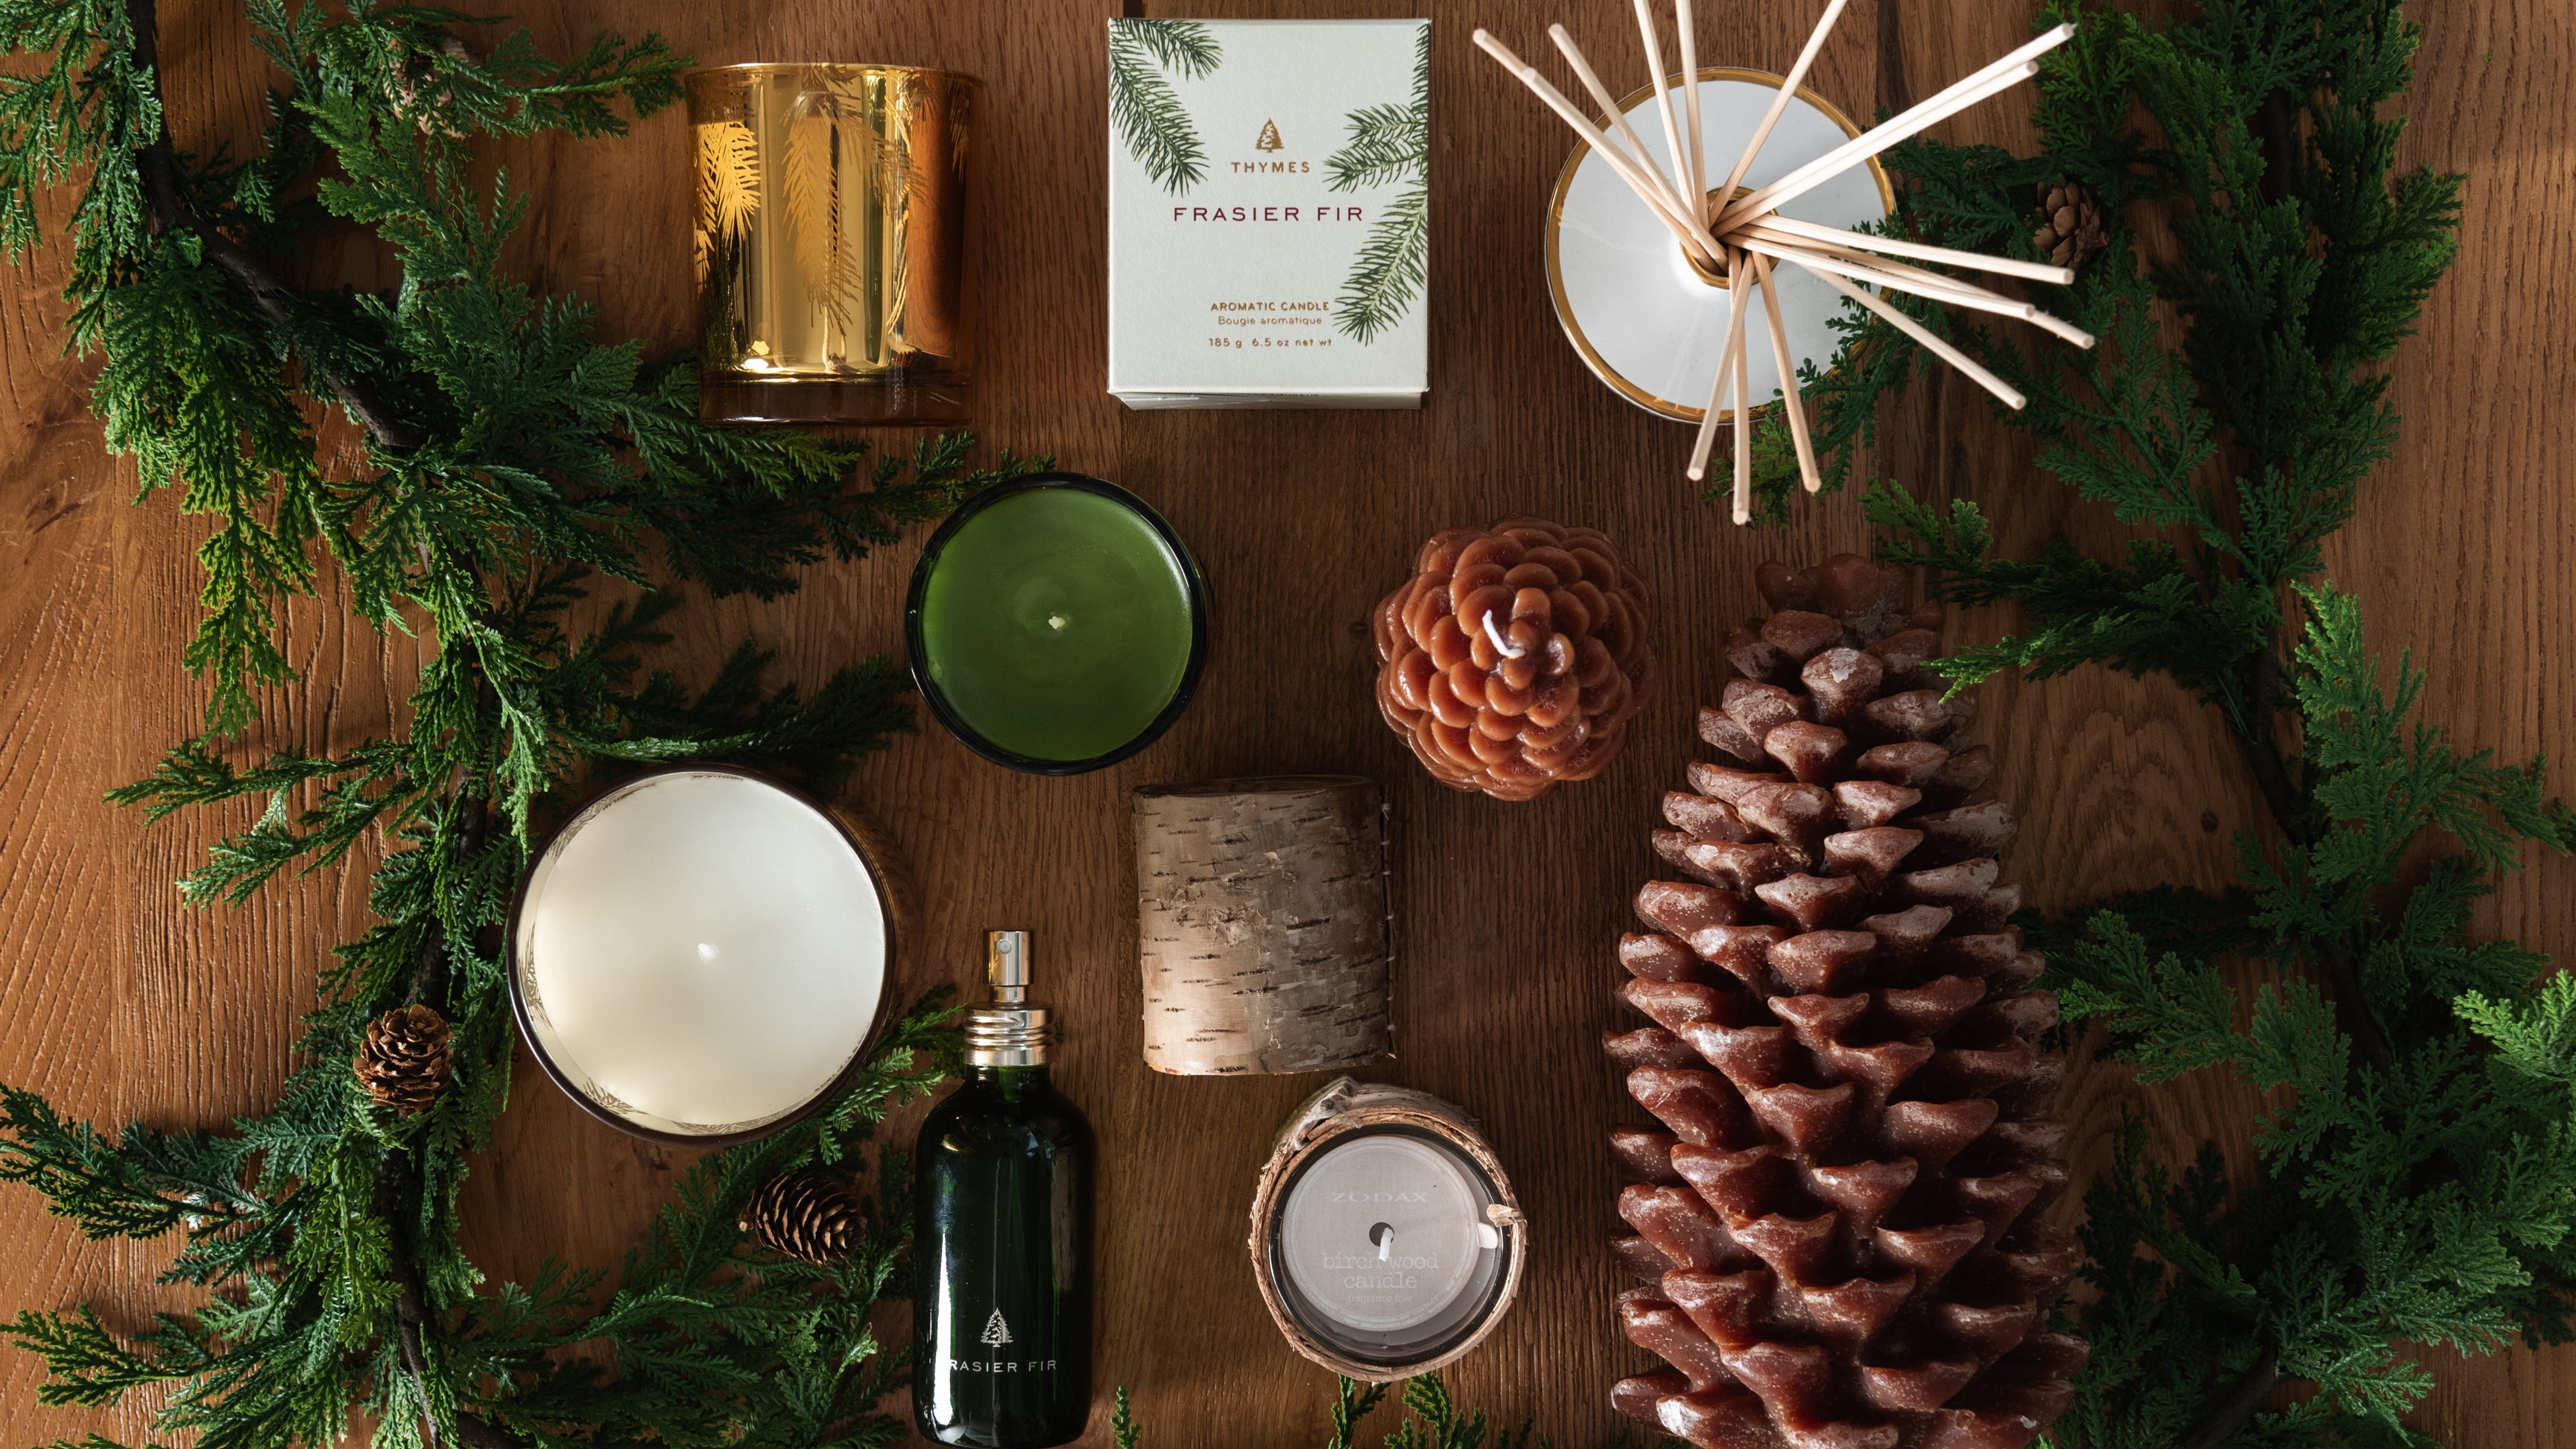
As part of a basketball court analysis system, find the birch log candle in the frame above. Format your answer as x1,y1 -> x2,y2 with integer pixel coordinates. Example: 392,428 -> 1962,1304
1250,1077 -> 1526,1380
908,474 -> 1209,774
1133,777 -> 1391,1074
506,765 -> 895,1144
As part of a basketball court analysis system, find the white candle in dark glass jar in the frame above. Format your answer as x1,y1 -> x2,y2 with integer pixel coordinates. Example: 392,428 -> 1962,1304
508,767 -> 891,1141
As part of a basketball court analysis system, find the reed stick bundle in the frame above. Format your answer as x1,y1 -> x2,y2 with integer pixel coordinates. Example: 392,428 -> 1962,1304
1476,7 -> 2089,519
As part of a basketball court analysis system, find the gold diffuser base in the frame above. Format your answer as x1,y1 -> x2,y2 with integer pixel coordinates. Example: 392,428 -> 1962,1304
699,375 -> 972,427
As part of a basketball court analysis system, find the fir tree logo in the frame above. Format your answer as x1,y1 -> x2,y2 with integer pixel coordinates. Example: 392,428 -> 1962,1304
1256,118 -> 1284,152
981,1309 -> 1013,1347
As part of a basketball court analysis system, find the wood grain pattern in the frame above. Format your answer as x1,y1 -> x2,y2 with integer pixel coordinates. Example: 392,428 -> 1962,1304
3,1 -> 2569,1445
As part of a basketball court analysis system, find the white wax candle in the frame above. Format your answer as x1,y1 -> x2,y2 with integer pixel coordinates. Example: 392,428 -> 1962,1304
1278,1132 -> 1504,1343
516,770 -> 888,1133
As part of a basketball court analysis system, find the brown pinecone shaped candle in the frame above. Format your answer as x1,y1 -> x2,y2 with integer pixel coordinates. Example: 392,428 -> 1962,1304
1605,556 -> 2084,1449
1373,518 -> 1655,801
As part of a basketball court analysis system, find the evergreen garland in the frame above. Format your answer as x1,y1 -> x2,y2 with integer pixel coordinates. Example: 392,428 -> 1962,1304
0,1 -> 1037,1445
1767,0 -> 2575,1443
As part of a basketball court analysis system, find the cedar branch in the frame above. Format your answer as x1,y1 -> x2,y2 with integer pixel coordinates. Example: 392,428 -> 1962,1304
2178,1345 -> 2282,1449
2236,612 -> 2398,1079
376,700 -> 498,1449
140,0 -> 488,1421
126,0 -> 422,453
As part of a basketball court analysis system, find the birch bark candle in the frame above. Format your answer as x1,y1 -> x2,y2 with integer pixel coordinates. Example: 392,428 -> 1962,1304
907,474 -> 1209,773
1250,1078 -> 1526,1380
507,766 -> 895,1143
1133,777 -> 1392,1074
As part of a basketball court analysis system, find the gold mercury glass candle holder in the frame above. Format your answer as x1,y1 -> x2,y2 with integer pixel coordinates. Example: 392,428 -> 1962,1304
686,63 -> 979,425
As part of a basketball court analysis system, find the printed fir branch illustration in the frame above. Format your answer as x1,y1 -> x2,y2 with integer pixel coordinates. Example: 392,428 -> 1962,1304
0,1 -> 1037,1445
1107,18 -> 1218,194
776,72 -> 922,335
1325,21 -> 1430,343
1754,0 -> 2575,1443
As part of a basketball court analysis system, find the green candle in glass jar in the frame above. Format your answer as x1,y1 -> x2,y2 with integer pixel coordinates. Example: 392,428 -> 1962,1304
908,477 -> 1207,772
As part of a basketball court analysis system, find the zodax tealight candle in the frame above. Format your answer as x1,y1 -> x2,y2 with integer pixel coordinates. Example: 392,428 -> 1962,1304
1251,1078 -> 1525,1379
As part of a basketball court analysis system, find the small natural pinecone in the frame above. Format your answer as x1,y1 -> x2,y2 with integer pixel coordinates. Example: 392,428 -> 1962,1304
2031,181 -> 2106,270
738,1171 -> 862,1263
2039,181 -> 2101,273
387,34 -> 475,137
355,1004 -> 452,1115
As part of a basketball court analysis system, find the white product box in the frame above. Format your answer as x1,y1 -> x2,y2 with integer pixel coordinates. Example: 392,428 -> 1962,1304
1106,18 -> 1430,409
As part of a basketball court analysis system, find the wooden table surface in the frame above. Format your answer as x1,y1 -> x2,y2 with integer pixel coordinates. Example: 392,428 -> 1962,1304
4,1 -> 2569,1444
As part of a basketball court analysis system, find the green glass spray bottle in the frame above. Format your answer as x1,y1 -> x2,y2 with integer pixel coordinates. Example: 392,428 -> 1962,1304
913,930 -> 1095,1448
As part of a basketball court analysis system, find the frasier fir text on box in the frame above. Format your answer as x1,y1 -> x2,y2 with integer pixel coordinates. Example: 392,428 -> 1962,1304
1107,18 -> 1430,409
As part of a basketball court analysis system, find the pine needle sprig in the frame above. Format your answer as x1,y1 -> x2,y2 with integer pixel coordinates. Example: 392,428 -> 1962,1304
1331,188 -> 1428,346
1323,102 -> 1424,193
1325,25 -> 1430,344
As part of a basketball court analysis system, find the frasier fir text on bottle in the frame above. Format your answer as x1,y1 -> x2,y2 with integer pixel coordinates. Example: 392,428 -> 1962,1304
914,931 -> 1096,1448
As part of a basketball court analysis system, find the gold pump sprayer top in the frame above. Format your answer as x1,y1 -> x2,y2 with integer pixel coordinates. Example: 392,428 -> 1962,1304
966,929 -> 1052,1067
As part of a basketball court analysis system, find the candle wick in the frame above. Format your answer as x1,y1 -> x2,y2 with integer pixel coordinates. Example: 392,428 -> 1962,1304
1048,613 -> 1069,631
1372,1223 -> 1394,1261
1479,611 -> 1527,659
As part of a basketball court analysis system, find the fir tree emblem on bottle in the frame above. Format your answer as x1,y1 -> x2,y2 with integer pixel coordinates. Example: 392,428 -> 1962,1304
981,1309 -> 1013,1348
1256,119 -> 1283,151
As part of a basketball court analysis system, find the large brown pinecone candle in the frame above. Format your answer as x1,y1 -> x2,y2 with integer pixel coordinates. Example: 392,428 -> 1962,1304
1373,517 -> 1655,801
1605,555 -> 2083,1449
354,1004 -> 451,1115
738,1170 -> 862,1264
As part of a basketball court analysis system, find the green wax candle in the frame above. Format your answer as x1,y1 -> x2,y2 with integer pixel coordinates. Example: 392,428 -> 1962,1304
914,483 -> 1201,767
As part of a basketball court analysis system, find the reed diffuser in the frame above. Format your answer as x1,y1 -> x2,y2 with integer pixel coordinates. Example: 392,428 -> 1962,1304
1478,3 -> 2093,521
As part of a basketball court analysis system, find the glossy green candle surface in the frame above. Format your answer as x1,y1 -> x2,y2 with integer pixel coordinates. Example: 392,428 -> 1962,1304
918,488 -> 1194,762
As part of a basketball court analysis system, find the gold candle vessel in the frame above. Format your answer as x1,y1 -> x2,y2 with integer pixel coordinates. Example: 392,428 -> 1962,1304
686,63 -> 978,425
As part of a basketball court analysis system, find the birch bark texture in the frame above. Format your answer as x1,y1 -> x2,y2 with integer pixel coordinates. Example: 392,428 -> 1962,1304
1131,776 -> 1392,1074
